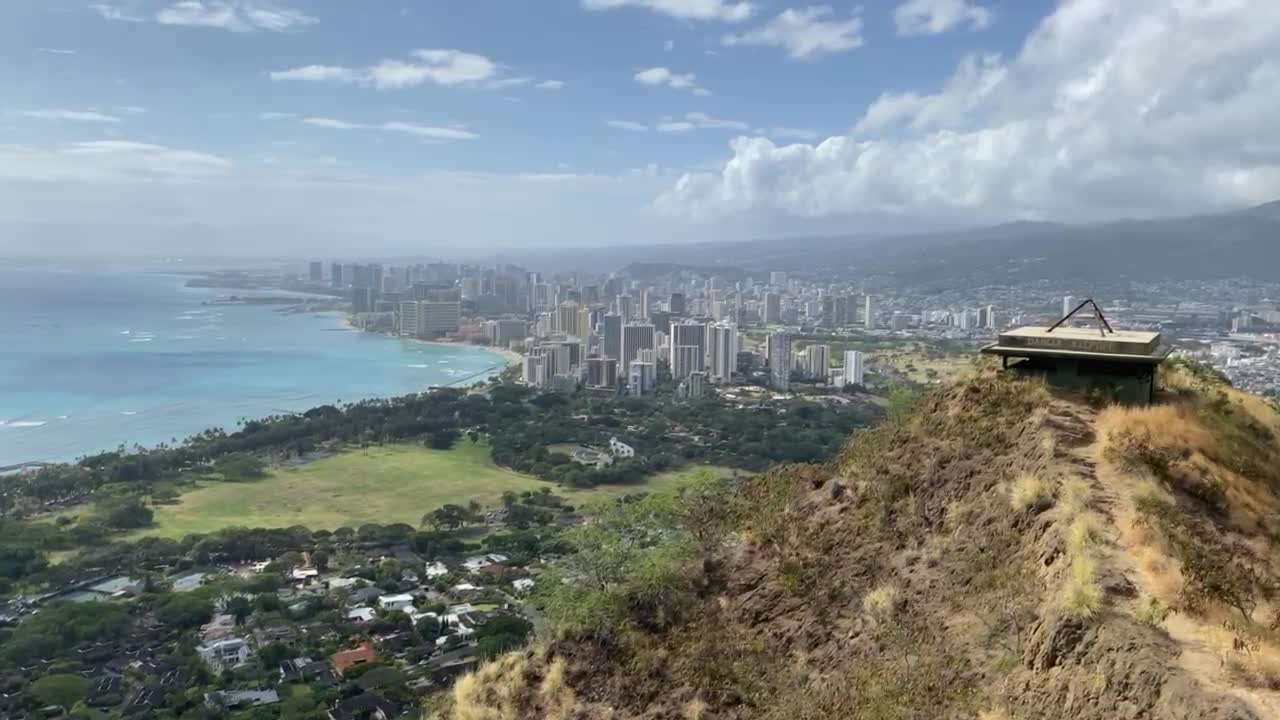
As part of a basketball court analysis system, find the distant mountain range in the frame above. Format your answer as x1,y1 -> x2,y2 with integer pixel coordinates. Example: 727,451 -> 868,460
532,200 -> 1280,284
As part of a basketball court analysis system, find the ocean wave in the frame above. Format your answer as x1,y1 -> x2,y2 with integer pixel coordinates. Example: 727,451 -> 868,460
9,420 -> 48,428
130,338 -> 154,343
406,363 -> 430,368
120,411 -> 138,416
120,330 -> 131,335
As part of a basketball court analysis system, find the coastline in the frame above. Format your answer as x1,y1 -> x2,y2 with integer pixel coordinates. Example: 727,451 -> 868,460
341,315 -> 522,385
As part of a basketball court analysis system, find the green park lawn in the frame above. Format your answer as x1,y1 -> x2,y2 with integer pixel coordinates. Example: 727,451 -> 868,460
135,440 -> 744,539
137,441 -> 551,539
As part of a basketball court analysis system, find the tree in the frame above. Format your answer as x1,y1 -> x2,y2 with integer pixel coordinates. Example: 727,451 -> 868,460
312,550 -> 329,572
98,497 -> 154,529
157,594 -> 214,629
214,452 -> 267,481
32,673 -> 90,709
258,642 -> 292,670
226,595 -> 253,625
426,428 -> 460,450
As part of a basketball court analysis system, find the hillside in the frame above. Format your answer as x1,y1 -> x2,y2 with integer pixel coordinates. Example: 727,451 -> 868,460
435,366 -> 1280,719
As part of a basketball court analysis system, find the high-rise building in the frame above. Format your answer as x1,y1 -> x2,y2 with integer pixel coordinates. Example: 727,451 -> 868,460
668,292 -> 686,316
672,345 -> 703,379
639,289 -> 651,320
764,293 -> 782,324
331,262 -> 344,288
622,323 -> 656,375
397,300 -> 420,336
617,295 -> 634,322
1063,296 -> 1075,319
555,302 -> 581,336
419,302 -> 460,338
863,295 -> 875,329
587,355 -> 619,388
844,350 -> 865,386
309,261 -> 323,283
707,322 -> 738,384
678,371 -> 706,400
767,331 -> 791,391
770,271 -> 787,287
485,319 -> 528,349
351,287 -> 378,314
671,322 -> 707,375
602,313 -> 623,362
984,305 -> 998,330
891,312 -> 910,331
523,355 -> 546,387
628,361 -> 657,396
799,344 -> 830,380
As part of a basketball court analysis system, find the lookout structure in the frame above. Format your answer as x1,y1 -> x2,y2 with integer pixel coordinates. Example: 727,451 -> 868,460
981,299 -> 1171,404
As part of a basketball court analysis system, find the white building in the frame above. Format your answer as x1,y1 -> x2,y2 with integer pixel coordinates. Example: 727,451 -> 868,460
424,561 -> 449,578
864,295 -> 875,329
844,350 -> 865,386
628,361 -> 657,395
707,322 -> 738,384
767,331 -> 792,391
347,606 -> 376,623
798,344 -> 830,380
197,639 -> 251,672
378,593 -> 415,612
609,437 -> 635,458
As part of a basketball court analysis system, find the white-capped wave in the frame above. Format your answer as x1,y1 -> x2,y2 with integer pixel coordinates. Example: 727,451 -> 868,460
130,338 -> 154,343
9,420 -> 47,428
120,411 -> 138,416
119,330 -> 131,335
406,363 -> 430,368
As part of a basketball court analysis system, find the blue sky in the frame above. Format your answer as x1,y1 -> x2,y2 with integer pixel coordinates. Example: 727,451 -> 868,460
2,1 -> 1279,257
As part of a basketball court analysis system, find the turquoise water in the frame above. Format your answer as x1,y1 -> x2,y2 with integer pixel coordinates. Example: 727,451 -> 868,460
0,269 -> 507,465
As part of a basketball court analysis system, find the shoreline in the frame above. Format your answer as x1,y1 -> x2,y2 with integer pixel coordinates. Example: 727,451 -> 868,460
341,315 -> 522,384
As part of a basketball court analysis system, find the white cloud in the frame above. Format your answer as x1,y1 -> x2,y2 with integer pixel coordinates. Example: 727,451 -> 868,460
268,65 -> 360,83
536,80 -> 565,90
258,111 -> 296,121
634,66 -> 707,94
664,40 -> 675,51
655,112 -> 748,132
607,120 -> 649,131
894,0 -> 992,36
117,106 -> 148,114
272,50 -> 506,90
21,110 -> 122,123
853,52 -> 1005,134
381,122 -> 477,141
581,0 -> 753,22
658,0 -> 1280,224
302,117 -> 360,130
722,6 -> 863,59
300,117 -> 476,140
37,48 -> 76,55
96,1 -> 316,32
91,3 -> 145,22
0,140 -> 231,183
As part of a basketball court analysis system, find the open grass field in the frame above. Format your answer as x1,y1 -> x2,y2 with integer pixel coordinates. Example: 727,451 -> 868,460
134,439 -> 747,539
136,441 -> 552,539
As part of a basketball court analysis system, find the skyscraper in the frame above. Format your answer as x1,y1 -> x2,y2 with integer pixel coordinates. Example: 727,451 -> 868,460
639,289 -> 651,320
767,332 -> 791,391
668,292 -> 686,315
769,271 -> 787,287
617,295 -> 634,322
1062,295 -> 1075,319
801,344 -> 830,380
331,262 -> 344,288
844,350 -> 865,386
864,295 -> 875,329
764,292 -> 782,323
671,322 -> 707,375
309,261 -> 323,283
707,322 -> 738,384
628,361 -> 657,396
587,356 -> 619,388
672,345 -> 702,379
622,323 -> 656,375
602,313 -> 623,362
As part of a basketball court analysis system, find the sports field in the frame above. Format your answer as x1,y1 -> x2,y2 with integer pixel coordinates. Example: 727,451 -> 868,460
136,440 -> 742,538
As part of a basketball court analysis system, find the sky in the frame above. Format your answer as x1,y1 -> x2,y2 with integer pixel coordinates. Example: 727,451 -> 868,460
1,0 -> 1279,258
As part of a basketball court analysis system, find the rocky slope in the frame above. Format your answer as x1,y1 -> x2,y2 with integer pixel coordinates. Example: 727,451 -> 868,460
438,367 -> 1280,719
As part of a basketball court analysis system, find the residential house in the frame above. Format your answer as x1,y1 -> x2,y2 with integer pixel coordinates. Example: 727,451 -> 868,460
197,638 -> 251,672
377,593 -> 415,612
205,689 -> 280,711
608,437 -> 635,458
346,606 -> 376,623
512,578 -> 536,593
461,553 -> 509,572
328,692 -> 401,720
330,642 -> 379,675
200,613 -> 238,643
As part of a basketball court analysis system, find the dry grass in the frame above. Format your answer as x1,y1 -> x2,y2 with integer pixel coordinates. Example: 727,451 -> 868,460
448,652 -> 577,720
862,583 -> 899,622
1133,595 -> 1171,627
683,698 -> 709,720
1009,472 -> 1054,512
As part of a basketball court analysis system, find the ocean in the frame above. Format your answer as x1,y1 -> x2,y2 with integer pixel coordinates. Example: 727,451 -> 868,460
0,268 -> 508,465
